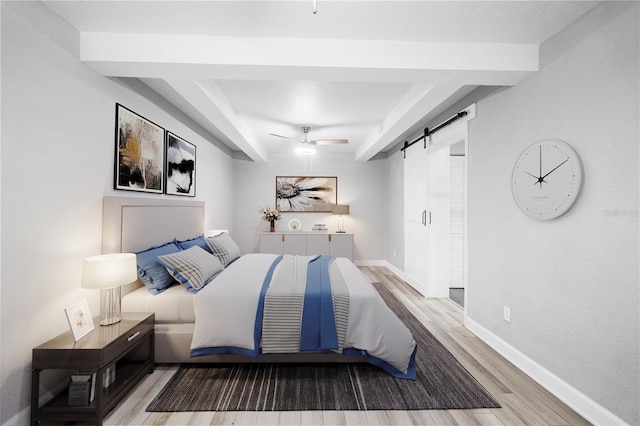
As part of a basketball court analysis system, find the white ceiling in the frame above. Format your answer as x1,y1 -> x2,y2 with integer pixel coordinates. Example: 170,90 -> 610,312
43,0 -> 598,162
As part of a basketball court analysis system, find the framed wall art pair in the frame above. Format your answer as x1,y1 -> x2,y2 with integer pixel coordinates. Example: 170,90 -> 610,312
114,103 -> 196,197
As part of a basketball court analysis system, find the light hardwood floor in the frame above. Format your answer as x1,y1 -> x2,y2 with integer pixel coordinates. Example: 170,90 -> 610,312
103,266 -> 589,425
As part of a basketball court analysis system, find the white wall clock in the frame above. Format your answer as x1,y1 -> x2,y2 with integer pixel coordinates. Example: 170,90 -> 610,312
511,139 -> 583,220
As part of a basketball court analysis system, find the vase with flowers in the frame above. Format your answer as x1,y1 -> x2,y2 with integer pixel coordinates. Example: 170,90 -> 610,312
258,206 -> 281,232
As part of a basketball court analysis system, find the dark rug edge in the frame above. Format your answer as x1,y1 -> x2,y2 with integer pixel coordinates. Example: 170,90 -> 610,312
146,282 -> 501,412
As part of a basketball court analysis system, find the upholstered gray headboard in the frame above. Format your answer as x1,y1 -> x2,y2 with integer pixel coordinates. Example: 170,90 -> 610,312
102,196 -> 205,294
102,196 -> 205,254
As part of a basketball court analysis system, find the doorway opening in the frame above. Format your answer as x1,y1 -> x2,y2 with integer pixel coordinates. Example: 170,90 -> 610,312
449,150 -> 465,308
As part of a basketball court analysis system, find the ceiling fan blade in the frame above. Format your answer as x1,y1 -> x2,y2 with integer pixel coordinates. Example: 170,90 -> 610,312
269,133 -> 304,143
311,139 -> 349,145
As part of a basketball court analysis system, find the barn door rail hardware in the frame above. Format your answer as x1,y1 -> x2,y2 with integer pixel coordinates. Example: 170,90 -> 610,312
401,110 -> 468,158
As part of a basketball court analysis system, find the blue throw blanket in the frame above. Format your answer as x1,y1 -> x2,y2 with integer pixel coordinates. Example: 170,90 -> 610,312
300,255 -> 338,351
191,254 -> 416,379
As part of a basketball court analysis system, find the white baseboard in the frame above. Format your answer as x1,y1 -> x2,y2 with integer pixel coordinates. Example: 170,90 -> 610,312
353,260 -> 408,283
382,261 -> 407,281
352,259 -> 387,267
465,317 -> 628,426
333,261 -> 626,425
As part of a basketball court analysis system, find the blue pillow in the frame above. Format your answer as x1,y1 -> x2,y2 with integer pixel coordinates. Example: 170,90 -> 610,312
135,242 -> 181,294
157,246 -> 224,293
175,235 -> 208,252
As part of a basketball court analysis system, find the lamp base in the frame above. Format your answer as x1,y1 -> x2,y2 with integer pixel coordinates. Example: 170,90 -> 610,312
100,316 -> 121,326
336,215 -> 347,234
99,287 -> 121,326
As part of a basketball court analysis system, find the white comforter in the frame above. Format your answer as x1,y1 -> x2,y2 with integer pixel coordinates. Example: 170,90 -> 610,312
190,253 -> 417,376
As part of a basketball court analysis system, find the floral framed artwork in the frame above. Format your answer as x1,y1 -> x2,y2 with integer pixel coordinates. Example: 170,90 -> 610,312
64,299 -> 95,342
165,131 -> 196,197
275,176 -> 337,212
114,103 -> 165,193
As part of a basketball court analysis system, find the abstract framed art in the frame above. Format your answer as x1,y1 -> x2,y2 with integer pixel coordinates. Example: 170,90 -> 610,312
114,103 -> 165,193
165,132 -> 196,197
275,176 -> 337,212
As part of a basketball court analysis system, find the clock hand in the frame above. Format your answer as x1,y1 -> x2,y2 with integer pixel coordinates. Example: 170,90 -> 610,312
533,176 -> 546,186
523,170 -> 547,188
525,146 -> 547,187
539,145 -> 542,183
523,170 -> 547,186
541,158 -> 569,180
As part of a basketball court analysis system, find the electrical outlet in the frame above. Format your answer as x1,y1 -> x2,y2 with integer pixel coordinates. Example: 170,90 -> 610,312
393,249 -> 396,257
503,306 -> 511,322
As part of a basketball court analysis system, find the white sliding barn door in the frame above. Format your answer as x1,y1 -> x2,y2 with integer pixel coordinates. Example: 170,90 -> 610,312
428,145 -> 450,297
404,142 -> 450,297
404,144 -> 430,295
403,104 -> 475,299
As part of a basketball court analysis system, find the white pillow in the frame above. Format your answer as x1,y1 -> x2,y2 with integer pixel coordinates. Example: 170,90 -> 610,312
205,232 -> 241,267
157,246 -> 224,292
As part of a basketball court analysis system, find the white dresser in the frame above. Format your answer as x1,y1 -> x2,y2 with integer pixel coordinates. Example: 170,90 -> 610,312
259,232 -> 354,261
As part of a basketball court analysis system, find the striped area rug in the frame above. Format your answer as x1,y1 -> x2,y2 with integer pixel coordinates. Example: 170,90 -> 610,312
146,282 -> 500,412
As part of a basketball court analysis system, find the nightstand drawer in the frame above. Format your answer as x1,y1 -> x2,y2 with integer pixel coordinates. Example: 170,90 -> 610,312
103,317 -> 154,364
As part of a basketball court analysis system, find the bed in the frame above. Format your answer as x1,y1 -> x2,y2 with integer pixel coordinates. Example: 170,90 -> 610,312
104,196 -> 416,378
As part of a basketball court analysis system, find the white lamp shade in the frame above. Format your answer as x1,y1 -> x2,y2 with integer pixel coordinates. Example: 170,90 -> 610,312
81,253 -> 137,289
332,204 -> 350,215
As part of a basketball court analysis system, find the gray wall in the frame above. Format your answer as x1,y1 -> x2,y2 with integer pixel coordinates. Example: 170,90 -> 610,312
385,150 -> 405,271
232,153 -> 388,262
1,2 -> 234,423
467,3 -> 638,423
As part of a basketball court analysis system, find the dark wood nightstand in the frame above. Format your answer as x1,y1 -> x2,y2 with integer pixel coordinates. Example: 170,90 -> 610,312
31,312 -> 154,426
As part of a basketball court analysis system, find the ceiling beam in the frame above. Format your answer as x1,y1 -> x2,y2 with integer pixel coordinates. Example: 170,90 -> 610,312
79,32 -> 538,81
356,81 -> 466,161
164,79 -> 267,162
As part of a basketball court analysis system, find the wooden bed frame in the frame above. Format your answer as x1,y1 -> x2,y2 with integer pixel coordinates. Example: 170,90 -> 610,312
102,196 -> 364,364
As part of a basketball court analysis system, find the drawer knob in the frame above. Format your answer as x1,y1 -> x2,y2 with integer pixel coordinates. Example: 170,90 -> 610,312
127,331 -> 141,342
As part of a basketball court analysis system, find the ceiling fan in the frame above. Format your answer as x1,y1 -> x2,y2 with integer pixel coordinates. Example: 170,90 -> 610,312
269,126 -> 348,146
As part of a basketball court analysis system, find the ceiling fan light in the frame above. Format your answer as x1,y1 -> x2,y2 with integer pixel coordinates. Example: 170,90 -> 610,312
296,147 -> 316,155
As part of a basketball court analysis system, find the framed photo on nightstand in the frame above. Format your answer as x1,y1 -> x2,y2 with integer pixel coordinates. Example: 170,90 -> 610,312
64,299 -> 95,342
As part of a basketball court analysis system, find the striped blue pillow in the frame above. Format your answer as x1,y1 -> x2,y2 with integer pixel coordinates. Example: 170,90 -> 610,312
205,232 -> 240,267
157,246 -> 224,293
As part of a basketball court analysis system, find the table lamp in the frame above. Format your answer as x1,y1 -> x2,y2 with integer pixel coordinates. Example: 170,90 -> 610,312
332,204 -> 350,233
82,253 -> 137,326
